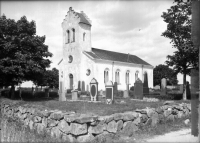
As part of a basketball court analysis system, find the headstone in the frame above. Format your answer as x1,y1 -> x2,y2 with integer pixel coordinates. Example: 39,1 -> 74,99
143,72 -> 149,95
105,81 -> 114,104
113,82 -> 118,97
90,78 -> 98,101
134,78 -> 143,99
45,88 -> 49,98
82,81 -> 85,92
72,90 -> 78,101
154,85 -> 160,90
78,81 -> 81,91
191,69 -> 199,136
123,90 -> 129,98
160,78 -> 167,96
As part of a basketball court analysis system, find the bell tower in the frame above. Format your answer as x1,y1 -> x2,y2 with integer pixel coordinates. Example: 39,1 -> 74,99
61,7 -> 92,64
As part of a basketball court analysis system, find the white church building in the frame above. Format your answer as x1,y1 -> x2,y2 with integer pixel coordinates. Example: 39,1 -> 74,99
58,7 -> 154,98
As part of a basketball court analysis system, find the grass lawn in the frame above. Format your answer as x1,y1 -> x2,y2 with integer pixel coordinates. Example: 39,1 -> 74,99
0,94 -> 190,116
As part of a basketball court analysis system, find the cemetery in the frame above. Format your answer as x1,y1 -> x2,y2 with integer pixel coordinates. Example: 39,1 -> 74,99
0,75 -> 197,142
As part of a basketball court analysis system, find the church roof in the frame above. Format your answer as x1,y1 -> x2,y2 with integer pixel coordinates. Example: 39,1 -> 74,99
76,12 -> 91,26
85,48 -> 152,66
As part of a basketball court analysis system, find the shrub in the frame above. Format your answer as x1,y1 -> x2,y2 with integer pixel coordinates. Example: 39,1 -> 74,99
129,90 -> 134,98
130,86 -> 134,91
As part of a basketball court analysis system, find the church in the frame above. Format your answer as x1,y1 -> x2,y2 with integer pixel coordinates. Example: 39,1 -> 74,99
58,7 -> 154,100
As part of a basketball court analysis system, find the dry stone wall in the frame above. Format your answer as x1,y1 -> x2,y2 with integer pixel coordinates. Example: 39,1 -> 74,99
0,102 -> 191,142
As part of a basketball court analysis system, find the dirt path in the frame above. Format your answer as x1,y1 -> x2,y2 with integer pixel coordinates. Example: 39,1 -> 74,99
145,129 -> 199,143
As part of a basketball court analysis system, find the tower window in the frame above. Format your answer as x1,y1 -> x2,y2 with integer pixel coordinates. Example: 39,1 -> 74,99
83,32 -> 86,41
67,30 -> 70,43
72,28 -> 75,42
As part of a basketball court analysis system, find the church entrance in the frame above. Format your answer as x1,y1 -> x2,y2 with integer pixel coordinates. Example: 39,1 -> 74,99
69,74 -> 73,89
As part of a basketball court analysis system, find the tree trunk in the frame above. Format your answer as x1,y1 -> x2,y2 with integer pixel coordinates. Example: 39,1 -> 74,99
10,84 -> 15,99
183,73 -> 187,100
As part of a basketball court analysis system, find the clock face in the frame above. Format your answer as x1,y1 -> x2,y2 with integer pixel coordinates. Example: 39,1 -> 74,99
68,55 -> 73,63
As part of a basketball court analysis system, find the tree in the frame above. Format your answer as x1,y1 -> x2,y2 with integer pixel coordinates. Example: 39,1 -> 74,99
33,68 -> 59,89
0,15 -> 52,98
161,1 -> 199,86
153,64 -> 178,87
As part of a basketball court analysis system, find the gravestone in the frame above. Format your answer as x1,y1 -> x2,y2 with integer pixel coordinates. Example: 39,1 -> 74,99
105,81 -> 114,104
45,88 -> 49,98
113,82 -> 118,97
72,90 -> 78,100
123,90 -> 129,98
191,69 -> 199,136
134,78 -> 143,99
143,72 -> 149,95
90,78 -> 98,102
82,81 -> 85,92
160,78 -> 167,96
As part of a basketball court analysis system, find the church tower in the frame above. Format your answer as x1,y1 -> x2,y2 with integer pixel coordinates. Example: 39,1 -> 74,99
61,7 -> 92,90
61,7 -> 92,63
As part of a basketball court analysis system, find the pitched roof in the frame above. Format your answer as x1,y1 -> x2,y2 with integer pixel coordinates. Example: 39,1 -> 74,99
76,13 -> 91,26
84,48 -> 152,66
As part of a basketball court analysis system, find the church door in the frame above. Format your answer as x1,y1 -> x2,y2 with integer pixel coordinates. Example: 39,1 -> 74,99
69,74 -> 73,89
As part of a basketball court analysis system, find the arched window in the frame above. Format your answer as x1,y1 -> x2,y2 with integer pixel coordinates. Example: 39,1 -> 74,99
115,69 -> 120,84
126,70 -> 130,84
83,32 -> 86,41
135,71 -> 139,82
67,30 -> 70,43
72,28 -> 75,42
104,68 -> 109,83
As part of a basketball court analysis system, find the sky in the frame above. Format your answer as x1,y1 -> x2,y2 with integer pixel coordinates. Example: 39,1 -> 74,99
1,0 -> 191,86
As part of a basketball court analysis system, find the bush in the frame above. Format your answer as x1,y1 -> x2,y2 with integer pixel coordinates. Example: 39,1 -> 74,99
130,86 -> 134,91
129,90 -> 134,98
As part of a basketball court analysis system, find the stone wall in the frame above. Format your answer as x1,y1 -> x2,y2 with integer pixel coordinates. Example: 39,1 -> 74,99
0,102 -> 191,142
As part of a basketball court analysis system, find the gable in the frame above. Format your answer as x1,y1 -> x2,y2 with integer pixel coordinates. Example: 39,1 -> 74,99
84,48 -> 152,66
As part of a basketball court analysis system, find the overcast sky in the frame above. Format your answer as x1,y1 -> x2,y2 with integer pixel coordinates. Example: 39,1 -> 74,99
1,0 -> 190,85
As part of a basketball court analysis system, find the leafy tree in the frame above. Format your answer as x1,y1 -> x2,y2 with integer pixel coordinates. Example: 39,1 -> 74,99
161,1 -> 198,86
33,68 -> 58,89
0,15 -> 52,98
153,64 -> 178,87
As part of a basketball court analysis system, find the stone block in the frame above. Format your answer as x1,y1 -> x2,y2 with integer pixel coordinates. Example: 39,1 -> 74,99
107,120 -> 118,133
113,113 -> 124,121
116,120 -> 123,132
122,113 -> 135,121
140,114 -> 148,123
29,120 -> 34,130
77,133 -> 95,142
33,116 -> 42,123
48,119 -> 59,127
121,121 -> 138,137
64,113 -> 81,122
70,123 -> 87,136
62,134 -> 77,142
88,123 -> 106,134
151,112 -> 159,127
36,123 -> 45,134
132,117 -> 141,126
74,114 -> 98,123
164,110 -> 172,117
51,126 -> 62,139
50,111 -> 64,120
166,114 -> 175,121
146,108 -> 155,118
58,119 -> 71,134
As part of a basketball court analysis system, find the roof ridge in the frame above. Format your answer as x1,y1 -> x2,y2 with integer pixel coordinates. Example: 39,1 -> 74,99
92,47 -> 136,57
